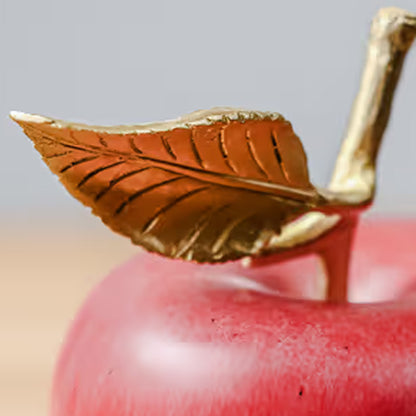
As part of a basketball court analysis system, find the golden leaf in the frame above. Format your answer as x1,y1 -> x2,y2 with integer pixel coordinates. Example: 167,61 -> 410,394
11,107 -> 340,263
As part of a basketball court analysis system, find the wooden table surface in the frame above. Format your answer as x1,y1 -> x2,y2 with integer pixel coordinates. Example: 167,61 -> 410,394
0,219 -> 137,416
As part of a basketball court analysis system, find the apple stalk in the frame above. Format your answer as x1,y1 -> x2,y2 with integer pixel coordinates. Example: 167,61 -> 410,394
317,8 -> 416,303
331,7 -> 416,199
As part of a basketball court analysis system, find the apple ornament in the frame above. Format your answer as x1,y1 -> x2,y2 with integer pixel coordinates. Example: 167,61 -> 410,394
11,7 -> 416,416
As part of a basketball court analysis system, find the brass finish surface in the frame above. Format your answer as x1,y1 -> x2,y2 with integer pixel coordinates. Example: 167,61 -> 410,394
331,7 -> 416,198
11,111 -> 333,263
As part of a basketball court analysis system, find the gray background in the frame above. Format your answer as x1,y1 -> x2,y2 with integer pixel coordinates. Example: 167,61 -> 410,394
1,0 -> 416,222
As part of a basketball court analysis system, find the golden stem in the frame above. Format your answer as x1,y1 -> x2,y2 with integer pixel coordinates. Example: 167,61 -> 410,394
330,8 -> 416,200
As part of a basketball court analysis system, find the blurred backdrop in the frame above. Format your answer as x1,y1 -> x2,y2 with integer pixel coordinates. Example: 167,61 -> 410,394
1,0 -> 416,415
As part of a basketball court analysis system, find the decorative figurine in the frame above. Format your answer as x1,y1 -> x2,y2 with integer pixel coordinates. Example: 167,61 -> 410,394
11,7 -> 416,416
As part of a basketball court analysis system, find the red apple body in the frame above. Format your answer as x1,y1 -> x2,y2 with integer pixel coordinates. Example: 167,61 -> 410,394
51,219 -> 416,416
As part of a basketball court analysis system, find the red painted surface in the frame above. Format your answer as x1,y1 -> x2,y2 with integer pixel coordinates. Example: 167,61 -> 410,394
51,219 -> 416,416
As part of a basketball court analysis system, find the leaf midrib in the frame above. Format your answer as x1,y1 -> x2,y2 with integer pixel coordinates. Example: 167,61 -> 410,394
36,128 -> 320,204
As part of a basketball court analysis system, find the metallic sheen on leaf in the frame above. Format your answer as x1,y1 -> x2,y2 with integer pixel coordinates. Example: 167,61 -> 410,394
11,108 -> 333,262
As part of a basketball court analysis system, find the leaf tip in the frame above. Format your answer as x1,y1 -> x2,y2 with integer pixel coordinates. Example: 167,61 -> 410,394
10,110 -> 51,126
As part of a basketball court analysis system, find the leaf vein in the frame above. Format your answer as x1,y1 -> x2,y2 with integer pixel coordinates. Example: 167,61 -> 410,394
271,130 -> 283,164
95,167 -> 152,201
245,132 -> 269,178
98,135 -> 109,148
160,135 -> 177,160
77,160 -> 125,188
212,212 -> 255,255
41,135 -> 95,153
59,155 -> 100,173
218,129 -> 238,173
174,203 -> 232,259
142,186 -> 211,233
129,137 -> 143,155
114,175 -> 185,216
68,130 -> 81,145
190,128 -> 204,168
271,130 -> 292,184
46,151 -> 72,159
